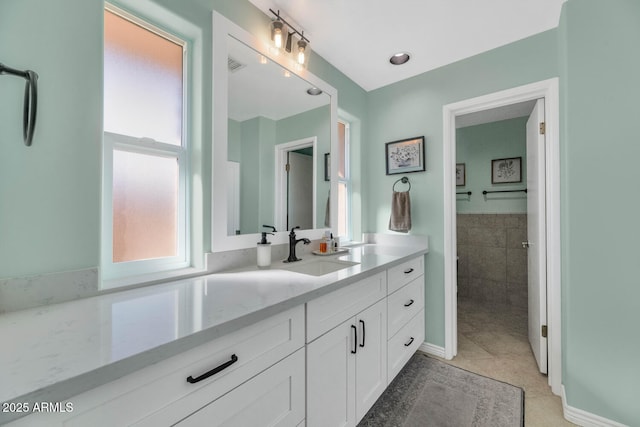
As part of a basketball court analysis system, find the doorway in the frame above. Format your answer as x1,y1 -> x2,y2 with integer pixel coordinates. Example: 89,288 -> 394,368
275,137 -> 318,232
442,79 -> 561,395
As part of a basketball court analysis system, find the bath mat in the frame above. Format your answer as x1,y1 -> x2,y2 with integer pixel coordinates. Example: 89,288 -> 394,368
358,352 -> 524,427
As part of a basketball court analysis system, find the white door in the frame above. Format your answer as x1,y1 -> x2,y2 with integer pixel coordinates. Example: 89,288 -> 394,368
307,320 -> 356,427
287,152 -> 313,230
526,99 -> 548,374
354,299 -> 387,421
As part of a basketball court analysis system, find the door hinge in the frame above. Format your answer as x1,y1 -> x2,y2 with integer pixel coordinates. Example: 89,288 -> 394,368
541,325 -> 548,338
285,163 -> 290,172
539,122 -> 546,135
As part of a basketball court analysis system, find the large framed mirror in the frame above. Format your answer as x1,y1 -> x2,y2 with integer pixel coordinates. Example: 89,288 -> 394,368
212,12 -> 338,252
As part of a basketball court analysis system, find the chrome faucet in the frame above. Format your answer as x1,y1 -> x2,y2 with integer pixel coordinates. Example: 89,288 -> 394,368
286,226 -> 311,263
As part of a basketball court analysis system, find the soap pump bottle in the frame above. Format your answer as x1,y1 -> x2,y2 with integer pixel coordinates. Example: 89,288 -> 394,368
257,231 -> 274,268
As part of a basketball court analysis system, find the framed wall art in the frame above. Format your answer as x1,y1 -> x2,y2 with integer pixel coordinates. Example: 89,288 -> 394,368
491,157 -> 522,184
385,136 -> 425,175
456,163 -> 466,186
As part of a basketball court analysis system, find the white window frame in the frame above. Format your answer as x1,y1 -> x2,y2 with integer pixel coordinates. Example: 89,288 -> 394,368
101,4 -> 190,286
337,119 -> 352,241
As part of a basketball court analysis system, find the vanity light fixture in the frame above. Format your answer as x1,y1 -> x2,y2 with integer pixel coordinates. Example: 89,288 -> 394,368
389,52 -> 411,65
269,9 -> 310,68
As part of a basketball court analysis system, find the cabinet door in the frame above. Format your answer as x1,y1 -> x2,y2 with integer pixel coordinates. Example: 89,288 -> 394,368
307,320 -> 356,427
355,299 -> 387,422
175,348 -> 305,427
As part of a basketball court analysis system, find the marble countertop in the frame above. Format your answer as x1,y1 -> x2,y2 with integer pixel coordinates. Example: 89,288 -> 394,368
0,239 -> 427,421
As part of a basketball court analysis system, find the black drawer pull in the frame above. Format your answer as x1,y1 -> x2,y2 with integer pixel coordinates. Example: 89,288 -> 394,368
351,325 -> 358,354
404,299 -> 415,307
404,268 -> 414,274
186,354 -> 238,384
359,319 -> 366,348
404,337 -> 415,347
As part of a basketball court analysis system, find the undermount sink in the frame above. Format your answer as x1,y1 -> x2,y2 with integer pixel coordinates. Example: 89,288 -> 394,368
282,259 -> 359,277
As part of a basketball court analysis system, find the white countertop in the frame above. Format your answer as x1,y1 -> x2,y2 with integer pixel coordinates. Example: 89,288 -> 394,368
0,241 -> 427,421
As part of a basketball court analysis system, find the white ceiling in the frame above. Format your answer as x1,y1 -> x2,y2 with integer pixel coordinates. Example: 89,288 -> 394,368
456,100 -> 536,128
248,0 -> 567,91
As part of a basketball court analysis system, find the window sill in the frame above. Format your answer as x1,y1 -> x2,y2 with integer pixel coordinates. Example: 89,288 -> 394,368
101,266 -> 209,292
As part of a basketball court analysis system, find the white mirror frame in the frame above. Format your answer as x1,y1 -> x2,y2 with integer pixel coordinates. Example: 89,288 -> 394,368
211,11 -> 338,252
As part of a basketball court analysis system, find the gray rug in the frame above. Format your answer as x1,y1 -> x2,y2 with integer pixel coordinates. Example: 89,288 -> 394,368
358,353 -> 524,427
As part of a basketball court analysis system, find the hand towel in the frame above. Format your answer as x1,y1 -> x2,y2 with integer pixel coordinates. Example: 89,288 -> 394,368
389,191 -> 411,232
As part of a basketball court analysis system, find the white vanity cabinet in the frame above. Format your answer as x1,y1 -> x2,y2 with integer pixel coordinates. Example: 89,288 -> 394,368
306,272 -> 388,427
9,306 -> 305,427
386,256 -> 425,383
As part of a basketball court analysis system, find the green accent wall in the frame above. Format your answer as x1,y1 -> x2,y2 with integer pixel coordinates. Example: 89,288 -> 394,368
365,29 -> 558,348
456,117 -> 528,214
559,0 -> 640,423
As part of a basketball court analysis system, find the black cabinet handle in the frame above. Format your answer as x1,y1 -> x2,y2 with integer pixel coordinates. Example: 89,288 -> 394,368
351,325 -> 358,354
404,337 -> 414,347
359,319 -> 366,348
186,354 -> 238,384
404,299 -> 415,307
404,268 -> 414,274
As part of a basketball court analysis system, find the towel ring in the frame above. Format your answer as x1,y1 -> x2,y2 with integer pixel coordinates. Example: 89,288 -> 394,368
393,176 -> 411,192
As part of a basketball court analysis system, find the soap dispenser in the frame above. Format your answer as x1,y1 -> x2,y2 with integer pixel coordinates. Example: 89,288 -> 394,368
257,226 -> 275,268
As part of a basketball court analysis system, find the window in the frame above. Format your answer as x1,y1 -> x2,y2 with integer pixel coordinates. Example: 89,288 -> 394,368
102,5 -> 189,283
337,120 -> 351,240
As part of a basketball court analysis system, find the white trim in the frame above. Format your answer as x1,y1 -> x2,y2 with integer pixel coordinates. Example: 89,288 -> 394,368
419,342 -> 445,359
442,78 -> 562,394
274,137 -> 318,232
211,11 -> 338,252
562,386 -> 628,427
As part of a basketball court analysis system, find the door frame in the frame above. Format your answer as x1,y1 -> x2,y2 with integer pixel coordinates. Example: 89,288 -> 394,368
274,137 -> 318,232
442,78 -> 562,395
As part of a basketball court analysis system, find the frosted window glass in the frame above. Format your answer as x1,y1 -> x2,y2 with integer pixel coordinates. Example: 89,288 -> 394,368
113,150 -> 178,263
104,10 -> 183,145
338,122 -> 347,179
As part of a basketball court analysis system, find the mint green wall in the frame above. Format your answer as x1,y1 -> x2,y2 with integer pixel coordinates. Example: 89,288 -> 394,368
559,1 -> 640,423
0,0 -> 367,280
365,29 -> 558,347
0,0 -> 103,278
456,117 -> 527,214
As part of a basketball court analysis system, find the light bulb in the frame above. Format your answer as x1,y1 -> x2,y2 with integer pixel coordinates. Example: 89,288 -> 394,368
297,39 -> 307,65
271,20 -> 284,50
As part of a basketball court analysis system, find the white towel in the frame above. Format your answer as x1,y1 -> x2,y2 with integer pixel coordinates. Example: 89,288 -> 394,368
389,191 -> 411,232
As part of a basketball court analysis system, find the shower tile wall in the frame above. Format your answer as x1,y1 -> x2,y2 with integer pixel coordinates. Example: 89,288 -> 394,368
457,214 -> 528,307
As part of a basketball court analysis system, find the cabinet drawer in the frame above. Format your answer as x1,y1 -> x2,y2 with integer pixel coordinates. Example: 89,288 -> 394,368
387,277 -> 424,339
387,256 -> 424,294
169,348 -> 305,427
31,306 -> 305,427
387,309 -> 424,383
306,271 -> 386,343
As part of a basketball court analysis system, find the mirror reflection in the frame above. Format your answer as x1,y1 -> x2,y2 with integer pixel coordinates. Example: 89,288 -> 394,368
226,36 -> 331,236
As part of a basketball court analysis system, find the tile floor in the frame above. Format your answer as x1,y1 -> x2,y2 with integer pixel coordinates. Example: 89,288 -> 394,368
433,298 -> 576,427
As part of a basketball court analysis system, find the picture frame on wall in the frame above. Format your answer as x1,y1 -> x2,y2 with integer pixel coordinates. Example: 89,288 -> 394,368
324,153 -> 330,181
491,157 -> 522,184
385,136 -> 426,175
456,163 -> 466,186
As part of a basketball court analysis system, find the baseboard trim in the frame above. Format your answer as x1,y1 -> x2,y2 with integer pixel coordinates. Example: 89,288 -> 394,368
419,342 -> 446,359
561,386 -> 628,427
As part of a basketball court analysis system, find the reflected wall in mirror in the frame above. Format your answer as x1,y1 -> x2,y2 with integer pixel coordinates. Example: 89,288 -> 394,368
226,36 -> 331,235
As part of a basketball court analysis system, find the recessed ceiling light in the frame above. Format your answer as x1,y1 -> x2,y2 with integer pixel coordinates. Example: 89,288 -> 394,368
389,52 -> 411,65
307,87 -> 323,96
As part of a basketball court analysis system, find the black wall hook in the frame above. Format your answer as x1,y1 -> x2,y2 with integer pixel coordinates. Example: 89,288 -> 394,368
1,62 -> 38,147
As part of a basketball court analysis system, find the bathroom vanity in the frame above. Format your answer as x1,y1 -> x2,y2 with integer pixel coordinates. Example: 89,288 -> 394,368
1,238 -> 427,426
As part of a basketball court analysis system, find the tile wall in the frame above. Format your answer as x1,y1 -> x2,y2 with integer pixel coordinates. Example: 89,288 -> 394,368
457,214 -> 528,307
